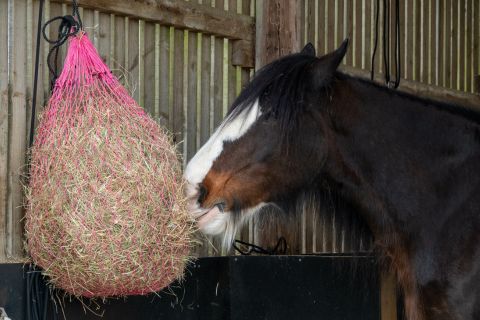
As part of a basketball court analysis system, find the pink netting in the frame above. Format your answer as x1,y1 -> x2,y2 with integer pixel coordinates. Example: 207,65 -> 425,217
25,32 -> 195,297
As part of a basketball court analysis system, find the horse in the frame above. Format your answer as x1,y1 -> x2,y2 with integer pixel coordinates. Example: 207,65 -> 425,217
184,40 -> 480,320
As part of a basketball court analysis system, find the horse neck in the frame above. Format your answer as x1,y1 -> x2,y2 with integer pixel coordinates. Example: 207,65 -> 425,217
322,76 -> 480,236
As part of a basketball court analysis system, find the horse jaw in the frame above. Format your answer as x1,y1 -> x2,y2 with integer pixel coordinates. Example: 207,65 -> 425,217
212,203 -> 267,249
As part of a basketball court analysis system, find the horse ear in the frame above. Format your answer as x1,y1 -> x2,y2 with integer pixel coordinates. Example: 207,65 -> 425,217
300,43 -> 316,56
311,39 -> 348,86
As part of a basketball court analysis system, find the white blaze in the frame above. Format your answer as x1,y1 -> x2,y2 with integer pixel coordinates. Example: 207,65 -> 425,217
184,100 -> 262,247
184,100 -> 261,186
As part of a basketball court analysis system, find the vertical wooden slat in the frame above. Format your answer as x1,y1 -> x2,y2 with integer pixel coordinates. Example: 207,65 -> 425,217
444,0 -> 452,88
327,0 -> 336,54
420,0 -> 427,83
227,41 -> 237,110
108,14 -> 115,69
0,0 -> 9,262
158,25 -> 170,128
474,0 -> 480,93
113,15 -> 126,80
361,0 -> 366,69
323,0 -> 329,54
173,28 -> 185,156
186,30 -> 198,162
458,0 -> 465,91
144,21 -> 156,115
335,0 -> 343,55
451,0 -> 458,89
138,20 -> 145,108
41,0 -> 50,98
96,13 -> 110,65
378,0 -> 384,74
427,0 -> 433,85
7,0 -> 28,259
435,0 -> 442,86
465,0 -> 472,92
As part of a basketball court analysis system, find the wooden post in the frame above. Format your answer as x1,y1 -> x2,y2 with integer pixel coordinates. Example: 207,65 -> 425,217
255,0 -> 303,69
253,0 -> 303,254
0,0 -> 9,262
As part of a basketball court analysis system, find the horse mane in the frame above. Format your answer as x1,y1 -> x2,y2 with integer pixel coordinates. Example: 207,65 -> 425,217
227,50 -> 480,128
226,52 -> 323,133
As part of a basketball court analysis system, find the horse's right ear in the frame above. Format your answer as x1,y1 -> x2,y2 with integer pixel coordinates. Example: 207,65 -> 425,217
300,43 -> 316,56
311,39 -> 348,87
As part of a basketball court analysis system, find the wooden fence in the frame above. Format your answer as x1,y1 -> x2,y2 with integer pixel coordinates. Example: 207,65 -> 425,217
1,0 -> 479,262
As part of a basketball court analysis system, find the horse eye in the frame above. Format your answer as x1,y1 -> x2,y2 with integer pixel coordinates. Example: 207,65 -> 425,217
215,202 -> 225,213
198,184 -> 207,205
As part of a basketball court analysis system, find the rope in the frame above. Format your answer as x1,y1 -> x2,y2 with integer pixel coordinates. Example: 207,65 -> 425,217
42,0 -> 82,90
370,0 -> 401,89
30,0 -> 82,148
233,237 -> 288,255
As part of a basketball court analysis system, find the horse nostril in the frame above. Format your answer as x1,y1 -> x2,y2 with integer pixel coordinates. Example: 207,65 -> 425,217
198,184 -> 207,205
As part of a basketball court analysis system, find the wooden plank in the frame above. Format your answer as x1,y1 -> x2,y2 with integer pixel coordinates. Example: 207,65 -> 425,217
340,65 -> 480,112
444,0 -> 452,88
113,15 -> 126,81
403,0 -> 411,80
255,0 -> 302,67
333,0 -> 341,51
8,0 -> 28,259
213,36 -> 224,128
153,23 -> 160,122
186,30 -> 198,162
0,0 -> 9,262
158,25 -> 170,129
327,0 -> 336,54
451,0 -> 459,89
428,0 -> 434,85
458,0 -> 466,91
144,21 -> 156,116
420,0 -> 428,83
52,0 -> 254,42
173,29 -> 185,157
377,0 -> 384,75
96,12 -> 110,65
436,0 -> 443,86
305,0 -> 315,47
474,0 -> 480,93
465,0 -> 472,92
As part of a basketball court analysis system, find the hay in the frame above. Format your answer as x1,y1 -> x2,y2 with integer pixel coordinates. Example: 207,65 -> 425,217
25,32 -> 195,297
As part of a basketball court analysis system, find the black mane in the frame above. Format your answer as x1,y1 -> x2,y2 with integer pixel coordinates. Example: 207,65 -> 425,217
226,52 -> 320,131
227,51 -> 480,127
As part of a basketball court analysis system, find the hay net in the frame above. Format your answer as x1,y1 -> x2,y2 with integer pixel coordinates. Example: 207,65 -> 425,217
26,31 -> 195,298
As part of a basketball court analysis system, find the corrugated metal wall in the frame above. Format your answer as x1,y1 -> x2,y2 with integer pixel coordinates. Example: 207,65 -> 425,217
1,0 -> 478,261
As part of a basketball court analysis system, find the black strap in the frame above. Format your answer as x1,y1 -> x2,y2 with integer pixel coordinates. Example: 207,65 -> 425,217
29,0 -> 44,148
41,0 -> 83,90
233,237 -> 287,255
371,0 -> 401,89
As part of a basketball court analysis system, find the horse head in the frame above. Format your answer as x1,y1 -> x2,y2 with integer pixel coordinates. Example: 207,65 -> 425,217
184,40 -> 348,248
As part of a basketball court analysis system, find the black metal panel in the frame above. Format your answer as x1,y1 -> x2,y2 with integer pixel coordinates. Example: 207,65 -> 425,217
0,263 -> 26,320
0,255 -> 379,320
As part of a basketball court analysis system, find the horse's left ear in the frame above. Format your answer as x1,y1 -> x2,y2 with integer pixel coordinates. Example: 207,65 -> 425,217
311,39 -> 348,86
300,43 -> 316,56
